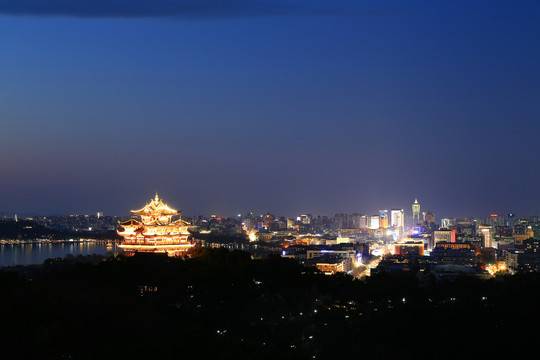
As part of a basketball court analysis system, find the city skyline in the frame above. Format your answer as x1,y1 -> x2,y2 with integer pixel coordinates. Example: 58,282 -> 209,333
2,1 -> 539,217
0,194 -> 531,221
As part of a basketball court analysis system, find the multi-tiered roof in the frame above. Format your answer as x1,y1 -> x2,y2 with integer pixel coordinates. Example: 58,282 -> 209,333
117,194 -> 193,256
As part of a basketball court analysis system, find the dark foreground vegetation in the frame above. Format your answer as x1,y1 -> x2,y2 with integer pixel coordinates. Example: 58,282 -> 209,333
1,248 -> 538,360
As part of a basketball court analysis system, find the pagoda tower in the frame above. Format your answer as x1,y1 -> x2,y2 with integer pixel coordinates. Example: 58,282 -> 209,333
117,194 -> 193,257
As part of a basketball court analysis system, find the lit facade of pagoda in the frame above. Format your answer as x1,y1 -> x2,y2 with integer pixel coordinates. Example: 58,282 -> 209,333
117,194 -> 193,256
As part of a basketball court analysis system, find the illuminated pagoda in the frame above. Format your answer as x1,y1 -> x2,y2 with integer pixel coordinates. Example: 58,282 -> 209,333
117,194 -> 193,257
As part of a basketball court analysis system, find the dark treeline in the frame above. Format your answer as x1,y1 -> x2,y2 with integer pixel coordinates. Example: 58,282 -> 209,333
1,248 -> 538,359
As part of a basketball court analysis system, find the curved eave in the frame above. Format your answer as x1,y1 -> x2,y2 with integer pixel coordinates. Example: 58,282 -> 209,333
119,219 -> 142,226
173,219 -> 191,226
143,219 -> 186,225
131,201 -> 180,216
131,209 -> 181,216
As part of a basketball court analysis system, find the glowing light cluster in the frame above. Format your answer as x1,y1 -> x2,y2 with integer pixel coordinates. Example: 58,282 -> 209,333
486,262 -> 506,275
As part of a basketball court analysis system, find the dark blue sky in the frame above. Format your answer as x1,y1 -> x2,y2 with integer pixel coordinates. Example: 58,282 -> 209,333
1,0 -> 539,218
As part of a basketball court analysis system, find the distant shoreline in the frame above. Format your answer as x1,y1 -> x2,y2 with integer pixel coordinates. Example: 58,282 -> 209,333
0,238 -> 118,245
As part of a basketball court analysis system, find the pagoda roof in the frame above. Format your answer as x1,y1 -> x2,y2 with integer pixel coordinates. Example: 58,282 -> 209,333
174,218 -> 191,226
144,219 -> 173,226
119,219 -> 143,227
131,194 -> 181,216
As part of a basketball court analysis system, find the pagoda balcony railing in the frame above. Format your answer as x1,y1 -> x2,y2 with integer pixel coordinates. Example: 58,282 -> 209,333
122,240 -> 190,245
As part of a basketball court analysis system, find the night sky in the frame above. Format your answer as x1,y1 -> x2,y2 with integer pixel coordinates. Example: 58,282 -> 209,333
1,0 -> 539,218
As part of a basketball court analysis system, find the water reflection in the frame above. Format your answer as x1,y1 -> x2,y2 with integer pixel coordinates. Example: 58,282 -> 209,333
0,241 -> 122,267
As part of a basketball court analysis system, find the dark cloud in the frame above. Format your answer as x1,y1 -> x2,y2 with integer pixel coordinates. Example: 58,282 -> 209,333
0,0 -> 308,19
0,0 -> 407,20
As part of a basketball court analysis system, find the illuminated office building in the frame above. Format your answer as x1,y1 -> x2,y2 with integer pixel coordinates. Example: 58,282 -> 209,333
434,229 -> 456,246
359,215 -> 369,229
478,225 -> 493,249
300,214 -> 312,224
391,209 -> 404,230
286,218 -> 295,229
379,210 -> 389,228
369,215 -> 380,230
440,218 -> 455,228
412,199 -> 420,225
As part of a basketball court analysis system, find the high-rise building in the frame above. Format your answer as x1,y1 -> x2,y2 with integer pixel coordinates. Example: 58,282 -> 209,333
369,215 -> 380,230
379,210 -> 389,228
300,214 -> 312,224
359,215 -> 369,229
412,199 -> 420,225
478,225 -> 493,249
391,209 -> 405,230
441,218 -> 455,228
286,218 -> 295,229
433,229 -> 456,245
458,222 -> 475,236
351,213 -> 362,229
333,213 -> 348,230
263,213 -> 277,230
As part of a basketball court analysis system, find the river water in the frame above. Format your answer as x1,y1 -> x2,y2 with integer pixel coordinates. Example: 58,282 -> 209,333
0,241 -> 123,267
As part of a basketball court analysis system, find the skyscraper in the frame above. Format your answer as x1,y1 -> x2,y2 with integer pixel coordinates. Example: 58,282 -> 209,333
391,209 -> 404,230
412,199 -> 420,225
379,210 -> 389,228
478,225 -> 493,249
359,215 -> 369,229
369,215 -> 380,229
